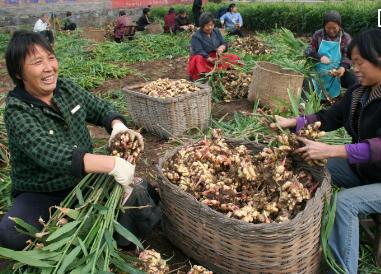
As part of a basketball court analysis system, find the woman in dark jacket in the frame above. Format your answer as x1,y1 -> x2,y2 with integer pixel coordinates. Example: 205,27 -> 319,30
192,0 -> 202,27
136,8 -> 151,31
274,28 -> 381,274
187,12 -> 240,80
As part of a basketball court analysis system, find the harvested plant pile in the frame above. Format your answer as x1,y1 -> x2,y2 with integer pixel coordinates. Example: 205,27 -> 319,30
136,249 -> 169,273
232,36 -> 272,55
108,131 -> 142,164
140,78 -> 200,98
162,128 -> 324,224
214,69 -> 252,101
188,265 -> 213,274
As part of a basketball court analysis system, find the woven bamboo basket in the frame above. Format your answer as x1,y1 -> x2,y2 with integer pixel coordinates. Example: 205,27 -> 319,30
248,61 -> 304,108
157,140 -> 331,274
146,22 -> 164,34
122,83 -> 211,138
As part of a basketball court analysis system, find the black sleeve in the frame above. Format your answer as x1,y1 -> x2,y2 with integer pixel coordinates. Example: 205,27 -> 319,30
315,87 -> 355,132
216,29 -> 228,51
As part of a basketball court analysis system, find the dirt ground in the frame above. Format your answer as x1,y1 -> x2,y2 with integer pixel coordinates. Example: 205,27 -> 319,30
0,55 -> 253,271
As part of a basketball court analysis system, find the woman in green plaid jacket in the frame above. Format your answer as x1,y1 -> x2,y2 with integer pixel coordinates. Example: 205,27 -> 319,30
0,31 -> 159,250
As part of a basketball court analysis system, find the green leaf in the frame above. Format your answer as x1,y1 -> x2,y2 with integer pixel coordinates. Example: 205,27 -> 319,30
78,237 -> 88,257
75,188 -> 85,206
0,247 -> 54,267
111,256 -> 145,274
43,237 -> 71,251
8,217 -> 39,235
93,204 -> 108,215
113,221 -> 143,249
47,221 -> 80,242
57,246 -> 81,274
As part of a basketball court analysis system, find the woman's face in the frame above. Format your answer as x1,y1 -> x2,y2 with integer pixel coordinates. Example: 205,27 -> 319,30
21,45 -> 58,98
231,6 -> 238,13
351,46 -> 381,88
202,21 -> 214,35
324,21 -> 340,38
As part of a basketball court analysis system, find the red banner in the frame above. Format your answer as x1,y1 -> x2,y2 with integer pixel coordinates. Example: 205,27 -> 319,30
112,0 -> 195,9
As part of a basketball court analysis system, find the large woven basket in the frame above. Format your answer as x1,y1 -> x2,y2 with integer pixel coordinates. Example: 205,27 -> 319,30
122,83 -> 211,138
248,61 -> 304,108
146,22 -> 164,34
157,140 -> 331,274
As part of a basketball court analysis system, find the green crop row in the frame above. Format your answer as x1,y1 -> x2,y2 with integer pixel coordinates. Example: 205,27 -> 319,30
151,1 -> 381,35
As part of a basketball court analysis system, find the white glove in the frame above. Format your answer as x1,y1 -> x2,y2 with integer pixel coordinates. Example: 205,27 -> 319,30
109,156 -> 135,193
108,122 -> 144,151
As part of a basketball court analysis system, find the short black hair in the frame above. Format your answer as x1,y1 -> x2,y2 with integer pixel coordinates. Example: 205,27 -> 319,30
66,11 -> 72,17
119,10 -> 126,16
168,7 -> 175,13
179,9 -> 186,14
5,31 -> 54,87
348,28 -> 381,68
323,10 -> 341,27
199,12 -> 215,28
228,3 -> 236,12
143,8 -> 150,14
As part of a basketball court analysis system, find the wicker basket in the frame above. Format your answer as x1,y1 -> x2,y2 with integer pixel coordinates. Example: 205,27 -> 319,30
122,83 -> 211,138
81,28 -> 106,42
157,140 -> 331,274
248,61 -> 304,108
146,22 -> 164,34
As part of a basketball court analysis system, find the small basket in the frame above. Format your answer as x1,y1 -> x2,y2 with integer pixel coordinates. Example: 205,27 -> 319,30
122,82 -> 211,138
156,140 -> 331,274
248,61 -> 304,108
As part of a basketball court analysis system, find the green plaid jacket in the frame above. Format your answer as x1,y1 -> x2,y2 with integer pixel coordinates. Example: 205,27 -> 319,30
4,78 -> 126,193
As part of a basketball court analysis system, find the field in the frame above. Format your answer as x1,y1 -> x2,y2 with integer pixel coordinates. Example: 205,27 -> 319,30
0,26 -> 380,273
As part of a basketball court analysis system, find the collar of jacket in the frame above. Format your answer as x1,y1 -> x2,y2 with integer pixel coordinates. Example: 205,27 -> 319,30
8,82 -> 62,109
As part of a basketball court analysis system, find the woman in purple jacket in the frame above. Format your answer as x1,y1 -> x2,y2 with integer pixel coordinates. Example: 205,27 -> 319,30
273,28 -> 381,274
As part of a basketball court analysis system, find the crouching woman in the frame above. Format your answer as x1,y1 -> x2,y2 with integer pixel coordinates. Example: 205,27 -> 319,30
0,31 -> 160,250
187,12 -> 240,81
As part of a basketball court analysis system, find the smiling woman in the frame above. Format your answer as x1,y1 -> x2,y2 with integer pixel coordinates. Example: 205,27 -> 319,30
0,31 -> 159,251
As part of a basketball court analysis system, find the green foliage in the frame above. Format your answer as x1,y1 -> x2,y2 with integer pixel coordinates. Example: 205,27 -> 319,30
93,33 -> 190,64
0,33 -> 10,54
55,32 -> 130,90
151,1 -> 380,34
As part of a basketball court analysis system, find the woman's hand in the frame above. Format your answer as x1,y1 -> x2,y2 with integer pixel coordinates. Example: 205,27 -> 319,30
270,115 -> 297,129
320,56 -> 330,64
109,157 -> 135,191
207,56 -> 216,63
217,45 -> 226,55
294,137 -> 347,161
109,121 -> 144,151
335,67 -> 346,77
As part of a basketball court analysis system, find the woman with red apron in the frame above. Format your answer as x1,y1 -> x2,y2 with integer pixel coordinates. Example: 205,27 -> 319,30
187,12 -> 240,81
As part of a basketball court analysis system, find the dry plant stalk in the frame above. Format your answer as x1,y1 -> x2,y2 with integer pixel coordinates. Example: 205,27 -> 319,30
140,78 -> 200,98
136,249 -> 169,274
108,131 -> 141,164
232,36 -> 272,55
163,129 -> 316,224
188,265 -> 213,274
